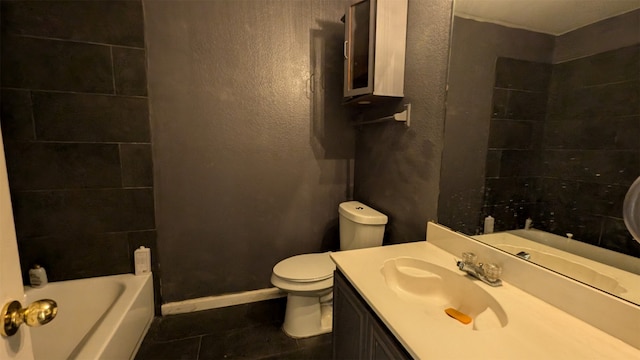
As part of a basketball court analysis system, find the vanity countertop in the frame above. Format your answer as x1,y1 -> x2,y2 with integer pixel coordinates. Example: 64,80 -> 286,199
331,240 -> 640,359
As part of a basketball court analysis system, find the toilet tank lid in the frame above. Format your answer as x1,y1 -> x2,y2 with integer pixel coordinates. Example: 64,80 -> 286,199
273,252 -> 335,282
339,201 -> 388,225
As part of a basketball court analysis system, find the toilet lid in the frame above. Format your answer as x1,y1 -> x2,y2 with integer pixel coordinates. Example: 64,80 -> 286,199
273,252 -> 335,282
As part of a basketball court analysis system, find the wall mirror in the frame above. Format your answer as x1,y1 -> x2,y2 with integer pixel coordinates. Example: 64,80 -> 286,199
441,0 -> 640,305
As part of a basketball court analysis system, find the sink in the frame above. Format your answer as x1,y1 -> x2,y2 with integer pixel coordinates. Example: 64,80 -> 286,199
495,244 -> 627,295
381,257 -> 508,330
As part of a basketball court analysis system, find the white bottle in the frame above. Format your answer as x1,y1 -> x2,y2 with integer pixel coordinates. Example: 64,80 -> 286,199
483,216 -> 495,234
134,246 -> 151,276
524,218 -> 533,230
29,264 -> 48,288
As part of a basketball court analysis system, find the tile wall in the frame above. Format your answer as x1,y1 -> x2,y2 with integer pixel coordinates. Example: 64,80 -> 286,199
439,16 -> 554,236
482,58 -> 551,231
0,1 -> 159,292
483,46 -> 640,257
540,45 -> 640,256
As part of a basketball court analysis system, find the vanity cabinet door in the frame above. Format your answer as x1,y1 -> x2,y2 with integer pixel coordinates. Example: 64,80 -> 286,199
333,270 -> 369,359
368,315 -> 410,360
333,270 -> 411,360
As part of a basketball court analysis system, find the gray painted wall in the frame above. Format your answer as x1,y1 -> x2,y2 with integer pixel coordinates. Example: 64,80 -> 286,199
144,0 -> 354,302
438,17 -> 554,234
553,9 -> 640,62
353,0 -> 454,243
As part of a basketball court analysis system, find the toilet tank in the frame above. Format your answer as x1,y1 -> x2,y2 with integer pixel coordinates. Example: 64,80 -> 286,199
338,201 -> 388,250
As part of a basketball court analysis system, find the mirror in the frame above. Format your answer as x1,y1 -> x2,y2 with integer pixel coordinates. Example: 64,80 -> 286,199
441,0 -> 640,304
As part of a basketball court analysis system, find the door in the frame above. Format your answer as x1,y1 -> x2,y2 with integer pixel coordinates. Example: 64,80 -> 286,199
333,271 -> 369,359
344,0 -> 375,98
0,128 -> 35,359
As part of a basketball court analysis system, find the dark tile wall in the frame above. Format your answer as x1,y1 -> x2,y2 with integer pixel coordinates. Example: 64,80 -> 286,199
0,1 -> 159,297
445,13 -> 640,259
439,17 -> 554,235
538,45 -> 640,256
482,58 -> 551,231
482,46 -> 640,257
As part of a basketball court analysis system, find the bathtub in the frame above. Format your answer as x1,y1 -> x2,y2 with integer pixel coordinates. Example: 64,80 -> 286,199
474,231 -> 640,304
25,273 -> 154,360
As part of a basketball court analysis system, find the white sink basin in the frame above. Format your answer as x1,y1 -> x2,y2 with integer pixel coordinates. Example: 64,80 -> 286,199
496,244 -> 627,295
381,257 -> 509,331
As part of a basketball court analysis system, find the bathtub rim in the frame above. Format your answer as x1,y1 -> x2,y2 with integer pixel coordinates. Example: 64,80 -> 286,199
25,273 -> 154,360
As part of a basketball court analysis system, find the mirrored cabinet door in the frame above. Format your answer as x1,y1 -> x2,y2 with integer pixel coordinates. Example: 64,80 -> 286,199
344,0 -> 374,97
343,0 -> 408,102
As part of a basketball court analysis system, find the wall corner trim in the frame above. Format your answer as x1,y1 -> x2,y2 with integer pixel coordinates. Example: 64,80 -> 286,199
161,287 -> 285,316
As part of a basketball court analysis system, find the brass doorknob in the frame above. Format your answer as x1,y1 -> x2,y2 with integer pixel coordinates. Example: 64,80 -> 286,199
1,299 -> 58,337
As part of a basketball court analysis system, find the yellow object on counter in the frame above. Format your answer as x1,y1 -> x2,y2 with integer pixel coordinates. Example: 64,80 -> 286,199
445,307 -> 472,324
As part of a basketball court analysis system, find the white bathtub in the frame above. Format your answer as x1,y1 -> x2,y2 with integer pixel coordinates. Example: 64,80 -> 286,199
474,231 -> 640,304
25,273 -> 154,360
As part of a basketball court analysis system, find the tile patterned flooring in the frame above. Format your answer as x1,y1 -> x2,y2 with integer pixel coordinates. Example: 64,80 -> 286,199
135,298 -> 332,360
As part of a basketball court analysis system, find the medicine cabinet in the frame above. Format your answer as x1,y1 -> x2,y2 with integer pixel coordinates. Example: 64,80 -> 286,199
343,0 -> 408,104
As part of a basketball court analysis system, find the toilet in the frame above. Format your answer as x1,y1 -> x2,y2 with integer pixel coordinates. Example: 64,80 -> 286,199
271,201 -> 388,338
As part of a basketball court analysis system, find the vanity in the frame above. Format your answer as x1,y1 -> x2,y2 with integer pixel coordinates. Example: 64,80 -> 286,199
331,223 -> 640,359
333,270 -> 411,359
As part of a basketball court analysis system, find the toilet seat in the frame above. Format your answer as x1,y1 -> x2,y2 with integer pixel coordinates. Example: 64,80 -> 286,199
273,252 -> 335,282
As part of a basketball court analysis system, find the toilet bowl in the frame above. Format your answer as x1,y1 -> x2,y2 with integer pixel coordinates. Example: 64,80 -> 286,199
271,201 -> 388,338
271,252 -> 335,338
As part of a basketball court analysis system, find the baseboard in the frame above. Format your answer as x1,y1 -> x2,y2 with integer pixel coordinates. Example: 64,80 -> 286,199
161,287 -> 286,316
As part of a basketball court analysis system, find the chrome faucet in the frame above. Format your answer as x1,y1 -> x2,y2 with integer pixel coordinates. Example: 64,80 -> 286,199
456,252 -> 502,287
